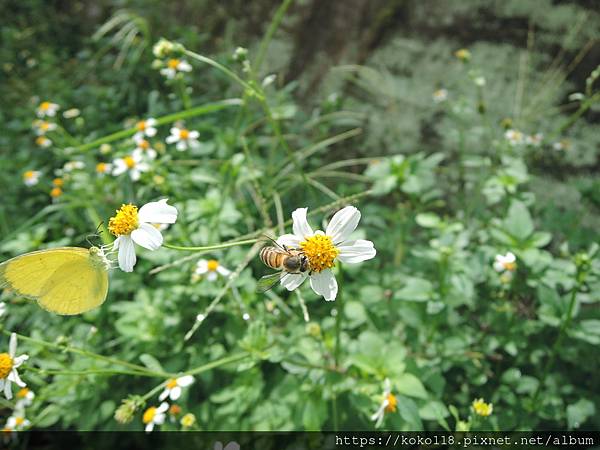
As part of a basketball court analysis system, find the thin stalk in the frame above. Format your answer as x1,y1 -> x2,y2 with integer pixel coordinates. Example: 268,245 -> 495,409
163,238 -> 258,252
255,0 -> 295,72
184,50 -> 257,95
333,262 -> 344,431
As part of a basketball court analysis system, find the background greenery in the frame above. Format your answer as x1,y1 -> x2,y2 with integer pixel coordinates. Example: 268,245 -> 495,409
0,0 -> 599,434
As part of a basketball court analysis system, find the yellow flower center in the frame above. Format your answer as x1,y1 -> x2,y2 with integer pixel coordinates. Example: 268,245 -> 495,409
138,140 -> 150,150
50,187 -> 63,198
166,379 -> 178,389
207,260 -> 219,271
136,120 -> 147,131
52,177 -> 63,187
16,388 -> 29,398
300,234 -> 339,272
40,122 -> 50,130
23,171 -> 35,180
142,407 -> 156,424
96,162 -> 107,173
472,399 -> 493,416
167,59 -> 180,69
14,418 -> 24,426
35,136 -> 48,146
0,353 -> 14,379
385,393 -> 397,413
503,261 -> 516,271
40,101 -> 50,110
108,204 -> 139,236
123,156 -> 136,169
179,129 -> 190,139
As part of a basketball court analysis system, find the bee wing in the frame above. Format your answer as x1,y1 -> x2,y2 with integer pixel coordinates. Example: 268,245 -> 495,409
256,272 -> 283,293
259,234 -> 288,252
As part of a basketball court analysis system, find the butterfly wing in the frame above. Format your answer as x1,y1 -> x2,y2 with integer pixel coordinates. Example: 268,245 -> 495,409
0,247 -> 109,315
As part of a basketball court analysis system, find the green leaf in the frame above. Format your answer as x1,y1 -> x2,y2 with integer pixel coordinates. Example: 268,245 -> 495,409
139,353 -> 164,372
394,373 -> 428,399
415,213 -> 442,228
567,399 -> 595,429
504,200 -> 534,241
394,278 -> 433,302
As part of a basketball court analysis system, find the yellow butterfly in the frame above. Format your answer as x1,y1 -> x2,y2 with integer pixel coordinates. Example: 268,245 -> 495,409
0,247 -> 110,315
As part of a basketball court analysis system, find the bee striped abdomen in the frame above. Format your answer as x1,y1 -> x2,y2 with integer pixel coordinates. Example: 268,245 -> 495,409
260,247 -> 284,270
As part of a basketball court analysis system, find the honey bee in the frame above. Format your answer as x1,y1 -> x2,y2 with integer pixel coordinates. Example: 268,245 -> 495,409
257,241 -> 309,293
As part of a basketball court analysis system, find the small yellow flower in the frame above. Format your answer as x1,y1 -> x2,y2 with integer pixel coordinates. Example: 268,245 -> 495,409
472,398 -> 493,417
180,413 -> 196,428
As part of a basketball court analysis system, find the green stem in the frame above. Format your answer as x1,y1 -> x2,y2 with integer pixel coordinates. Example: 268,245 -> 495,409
255,0 -> 295,72
333,262 -> 344,431
163,238 -> 258,252
177,77 -> 192,109
73,99 -> 242,152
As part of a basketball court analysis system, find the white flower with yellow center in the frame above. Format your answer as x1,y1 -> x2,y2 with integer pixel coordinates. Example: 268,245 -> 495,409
22,170 -> 41,187
195,259 -> 231,281
165,126 -> 200,151
95,162 -> 113,176
108,199 -> 178,272
6,415 -> 30,431
15,387 -> 35,409
142,402 -> 169,433
276,206 -> 376,301
62,161 -> 85,172
160,58 -> 192,79
134,118 -> 157,140
494,252 -> 516,273
32,120 -> 57,135
35,136 -> 52,148
36,101 -> 59,118
112,154 -> 150,181
432,88 -> 448,103
158,375 -> 194,401
133,136 -> 158,160
504,129 -> 524,146
0,334 -> 29,400
370,379 -> 398,428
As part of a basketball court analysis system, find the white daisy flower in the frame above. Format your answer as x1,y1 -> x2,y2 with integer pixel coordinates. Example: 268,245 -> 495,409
493,252 -> 517,273
160,58 -> 192,79
32,120 -> 57,135
35,136 -> 52,148
112,154 -> 150,181
15,387 -> 35,409
370,379 -> 397,428
6,414 -> 30,431
36,101 -> 59,118
158,375 -> 194,401
142,402 -> 169,433
504,129 -> 524,146
95,162 -> 113,176
108,199 -> 178,272
22,170 -> 41,187
133,136 -> 158,160
134,118 -> 157,140
432,88 -> 448,103
195,259 -> 231,281
0,333 -> 29,400
165,126 -> 200,151
275,206 -> 376,301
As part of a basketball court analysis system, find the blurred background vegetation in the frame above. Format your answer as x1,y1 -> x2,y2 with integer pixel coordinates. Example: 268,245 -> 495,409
0,0 -> 599,435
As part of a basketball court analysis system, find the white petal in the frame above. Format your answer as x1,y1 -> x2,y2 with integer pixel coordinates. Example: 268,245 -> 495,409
138,199 -> 178,224
145,422 -> 154,433
131,223 -> 163,250
4,380 -> 12,399
154,413 -> 166,425
146,128 -> 157,137
493,262 -> 504,272
292,208 -> 313,238
188,130 -> 199,139
8,369 -> 25,387
177,375 -> 194,387
309,269 -> 338,301
117,236 -> 137,272
12,355 -> 28,368
337,239 -> 376,263
169,386 -> 182,400
130,170 -> 141,181
216,265 -> 231,276
9,333 -> 17,357
166,135 -> 178,144
147,118 -> 156,126
276,234 -> 302,249
207,271 -> 218,281
157,402 -> 169,413
158,389 -> 169,401
326,206 -> 361,245
195,260 -> 208,274
506,252 -> 516,262
280,272 -> 308,291
176,141 -> 187,151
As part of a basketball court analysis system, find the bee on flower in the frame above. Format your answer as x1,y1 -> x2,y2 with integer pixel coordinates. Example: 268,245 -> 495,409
5,414 -> 30,431
432,88 -> 448,103
32,120 -> 57,135
112,154 -> 150,181
15,388 -> 35,409
22,170 -> 41,187
36,101 -> 59,118
95,162 -> 113,176
472,398 -> 493,417
134,118 -> 158,140
271,206 -> 376,301
494,252 -> 517,282
194,259 -> 231,282
370,379 -> 397,427
159,375 -> 195,401
0,333 -> 29,400
165,125 -> 200,151
107,199 -> 178,272
35,136 -> 52,148
160,58 -> 192,79
504,129 -> 524,146
142,402 -> 169,433
133,136 -> 158,160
